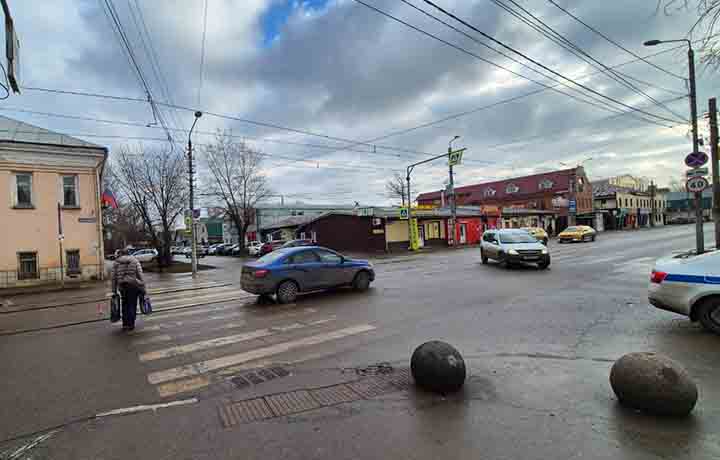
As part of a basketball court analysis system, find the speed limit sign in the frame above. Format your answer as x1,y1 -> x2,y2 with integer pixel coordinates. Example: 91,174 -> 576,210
687,176 -> 709,193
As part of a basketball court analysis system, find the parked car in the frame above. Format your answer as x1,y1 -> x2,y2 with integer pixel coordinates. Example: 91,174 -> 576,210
280,239 -> 314,249
132,248 -> 158,264
213,243 -> 230,255
182,247 -> 207,258
241,246 -> 375,303
207,244 -> 221,255
259,240 -> 286,256
667,215 -> 696,225
231,244 -> 245,256
248,241 -> 264,256
558,225 -> 596,243
649,249 -> 720,334
520,227 -> 549,245
480,229 -> 550,269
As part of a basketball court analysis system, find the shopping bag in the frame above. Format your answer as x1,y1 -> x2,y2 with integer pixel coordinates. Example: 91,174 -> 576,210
110,294 -> 121,323
140,295 -> 153,315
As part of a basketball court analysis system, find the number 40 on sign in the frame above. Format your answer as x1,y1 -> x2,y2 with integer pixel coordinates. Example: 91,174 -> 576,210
687,176 -> 709,193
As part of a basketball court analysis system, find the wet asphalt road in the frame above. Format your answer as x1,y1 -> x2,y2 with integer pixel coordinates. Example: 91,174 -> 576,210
2,224 -> 720,459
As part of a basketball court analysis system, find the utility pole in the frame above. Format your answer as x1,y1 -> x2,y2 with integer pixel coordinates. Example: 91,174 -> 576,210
448,135 -> 460,246
644,38 -> 703,253
650,180 -> 656,228
710,97 -> 720,248
188,111 -> 202,277
688,45 -> 704,254
406,141 -> 466,250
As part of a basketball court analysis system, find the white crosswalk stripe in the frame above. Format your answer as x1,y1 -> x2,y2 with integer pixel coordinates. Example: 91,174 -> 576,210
146,324 -> 376,385
126,285 -> 371,398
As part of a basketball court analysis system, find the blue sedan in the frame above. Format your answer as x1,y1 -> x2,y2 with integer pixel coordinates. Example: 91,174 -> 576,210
241,246 -> 375,304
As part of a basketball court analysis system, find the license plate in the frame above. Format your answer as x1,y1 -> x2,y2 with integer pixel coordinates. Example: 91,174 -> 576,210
523,256 -> 538,260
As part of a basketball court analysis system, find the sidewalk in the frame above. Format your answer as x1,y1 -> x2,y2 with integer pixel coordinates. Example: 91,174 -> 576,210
0,272 -> 241,335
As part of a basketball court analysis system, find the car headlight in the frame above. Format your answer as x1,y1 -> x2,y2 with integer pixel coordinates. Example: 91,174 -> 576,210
541,248 -> 548,254
508,249 -> 519,255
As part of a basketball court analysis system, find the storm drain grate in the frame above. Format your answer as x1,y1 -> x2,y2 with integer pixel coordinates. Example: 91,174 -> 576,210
347,377 -> 397,399
220,398 -> 274,427
231,366 -> 291,389
244,372 -> 265,385
219,368 -> 412,428
265,390 -> 321,416
380,367 -> 413,390
310,384 -> 361,406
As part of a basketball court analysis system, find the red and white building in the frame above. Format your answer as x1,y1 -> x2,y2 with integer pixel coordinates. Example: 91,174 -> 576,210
416,167 -> 596,234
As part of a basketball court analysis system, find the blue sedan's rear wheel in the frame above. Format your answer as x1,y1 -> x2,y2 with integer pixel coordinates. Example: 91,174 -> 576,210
353,271 -> 371,291
277,281 -> 298,304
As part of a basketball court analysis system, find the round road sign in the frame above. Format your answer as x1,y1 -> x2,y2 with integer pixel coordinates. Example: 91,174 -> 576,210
685,151 -> 709,168
687,176 -> 709,193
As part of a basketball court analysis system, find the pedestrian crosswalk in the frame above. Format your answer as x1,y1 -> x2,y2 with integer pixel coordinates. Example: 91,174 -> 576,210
124,284 -> 377,399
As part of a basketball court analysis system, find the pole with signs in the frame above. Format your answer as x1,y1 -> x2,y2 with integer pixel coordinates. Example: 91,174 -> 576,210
709,97 -> 720,248
447,146 -> 465,246
57,202 -> 65,287
405,146 -> 467,251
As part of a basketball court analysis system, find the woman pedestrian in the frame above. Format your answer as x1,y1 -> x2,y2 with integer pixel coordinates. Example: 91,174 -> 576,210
111,247 -> 145,331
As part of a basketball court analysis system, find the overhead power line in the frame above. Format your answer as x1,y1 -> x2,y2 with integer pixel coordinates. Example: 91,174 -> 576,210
416,0 -> 682,125
357,0 -> 663,126
545,0 -> 686,80
128,0 -> 186,133
488,0 -> 687,121
101,0 -> 174,148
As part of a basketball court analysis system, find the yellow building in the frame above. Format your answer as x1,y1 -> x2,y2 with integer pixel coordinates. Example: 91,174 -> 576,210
0,116 -> 107,288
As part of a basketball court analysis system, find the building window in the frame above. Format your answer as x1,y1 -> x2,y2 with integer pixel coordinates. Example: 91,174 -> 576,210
15,173 -> 33,208
17,252 -> 38,280
538,179 -> 554,190
506,183 -> 519,194
484,187 -> 496,197
66,250 -> 80,275
311,231 -> 317,242
300,232 -> 306,240
62,175 -> 79,207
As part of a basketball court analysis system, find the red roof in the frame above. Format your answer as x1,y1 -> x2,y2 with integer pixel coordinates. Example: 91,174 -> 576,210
417,168 -> 577,203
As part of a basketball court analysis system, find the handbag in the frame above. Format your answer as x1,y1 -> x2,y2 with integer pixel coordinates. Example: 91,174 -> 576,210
110,294 -> 121,323
140,295 -> 153,315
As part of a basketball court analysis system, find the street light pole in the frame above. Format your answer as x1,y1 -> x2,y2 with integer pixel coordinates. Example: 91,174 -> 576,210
448,135 -> 460,246
406,144 -> 467,250
645,39 -> 703,253
188,111 -> 202,277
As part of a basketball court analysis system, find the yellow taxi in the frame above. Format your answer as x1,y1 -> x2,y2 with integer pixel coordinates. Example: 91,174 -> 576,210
521,227 -> 549,245
558,225 -> 596,243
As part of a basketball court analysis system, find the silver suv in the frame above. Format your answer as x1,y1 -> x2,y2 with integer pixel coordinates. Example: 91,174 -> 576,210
481,229 -> 550,269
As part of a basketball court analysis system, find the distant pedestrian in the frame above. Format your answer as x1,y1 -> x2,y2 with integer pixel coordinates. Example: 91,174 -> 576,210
111,247 -> 145,331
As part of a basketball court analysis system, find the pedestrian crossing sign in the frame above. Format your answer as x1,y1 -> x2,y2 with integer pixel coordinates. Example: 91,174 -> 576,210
448,148 -> 466,166
399,207 -> 409,220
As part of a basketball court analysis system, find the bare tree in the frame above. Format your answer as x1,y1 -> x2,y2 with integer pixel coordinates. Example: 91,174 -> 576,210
202,131 -> 271,249
658,1 -> 720,68
385,172 -> 407,205
113,146 -> 188,267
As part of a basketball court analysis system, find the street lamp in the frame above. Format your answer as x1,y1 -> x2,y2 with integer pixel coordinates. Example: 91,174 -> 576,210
644,38 -> 703,252
188,110 -> 202,277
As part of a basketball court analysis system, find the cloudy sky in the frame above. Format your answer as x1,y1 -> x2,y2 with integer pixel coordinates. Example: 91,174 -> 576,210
1,0 -> 717,205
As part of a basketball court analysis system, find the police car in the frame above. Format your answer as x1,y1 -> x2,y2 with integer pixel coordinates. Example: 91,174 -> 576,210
648,249 -> 720,334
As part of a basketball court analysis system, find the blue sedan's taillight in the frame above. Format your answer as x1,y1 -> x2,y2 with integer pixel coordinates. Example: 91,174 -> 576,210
254,269 -> 269,278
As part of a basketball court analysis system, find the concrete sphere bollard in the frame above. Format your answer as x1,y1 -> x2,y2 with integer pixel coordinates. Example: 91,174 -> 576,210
411,341 -> 466,394
610,352 -> 698,417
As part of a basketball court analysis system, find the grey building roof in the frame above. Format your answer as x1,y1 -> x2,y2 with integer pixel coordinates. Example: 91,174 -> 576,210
261,214 -> 319,231
0,115 -> 106,150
